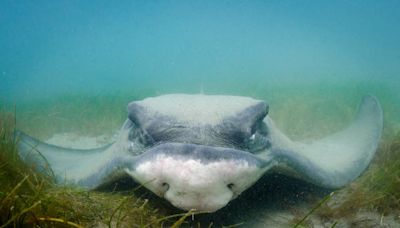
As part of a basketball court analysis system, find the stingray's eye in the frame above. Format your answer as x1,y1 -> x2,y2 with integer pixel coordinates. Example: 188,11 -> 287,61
128,142 -> 135,152
247,132 -> 270,152
129,125 -> 154,147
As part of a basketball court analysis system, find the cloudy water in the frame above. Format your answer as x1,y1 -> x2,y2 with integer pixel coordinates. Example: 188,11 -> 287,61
1,0 -> 400,227
1,1 -> 399,100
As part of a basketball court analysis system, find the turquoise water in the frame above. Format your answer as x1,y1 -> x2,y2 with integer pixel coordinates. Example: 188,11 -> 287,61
1,0 -> 399,138
1,1 -> 399,102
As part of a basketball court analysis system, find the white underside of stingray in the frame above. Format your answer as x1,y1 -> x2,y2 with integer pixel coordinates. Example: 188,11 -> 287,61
16,94 -> 383,212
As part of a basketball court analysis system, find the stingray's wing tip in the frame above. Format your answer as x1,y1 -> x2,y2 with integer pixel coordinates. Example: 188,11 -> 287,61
270,95 -> 384,189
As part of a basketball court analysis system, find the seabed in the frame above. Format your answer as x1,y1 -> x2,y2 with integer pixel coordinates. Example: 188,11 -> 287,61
1,84 -> 399,227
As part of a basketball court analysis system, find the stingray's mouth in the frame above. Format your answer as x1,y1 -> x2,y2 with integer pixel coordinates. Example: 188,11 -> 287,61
125,142 -> 272,212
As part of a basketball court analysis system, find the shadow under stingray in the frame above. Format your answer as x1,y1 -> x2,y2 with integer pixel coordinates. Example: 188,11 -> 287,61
97,173 -> 331,227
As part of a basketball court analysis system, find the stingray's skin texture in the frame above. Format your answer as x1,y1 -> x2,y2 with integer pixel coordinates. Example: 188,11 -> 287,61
16,94 -> 383,212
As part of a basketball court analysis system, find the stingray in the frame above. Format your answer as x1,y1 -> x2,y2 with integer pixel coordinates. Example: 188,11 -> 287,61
16,94 -> 383,212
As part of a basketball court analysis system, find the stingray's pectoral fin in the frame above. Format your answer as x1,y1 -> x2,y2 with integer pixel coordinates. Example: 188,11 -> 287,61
15,131 -> 131,189
267,95 -> 383,188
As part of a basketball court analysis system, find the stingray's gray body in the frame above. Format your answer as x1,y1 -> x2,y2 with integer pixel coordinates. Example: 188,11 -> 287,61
16,94 -> 383,212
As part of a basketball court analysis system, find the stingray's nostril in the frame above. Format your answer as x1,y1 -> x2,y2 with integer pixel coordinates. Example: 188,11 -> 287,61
161,182 -> 170,191
227,183 -> 235,190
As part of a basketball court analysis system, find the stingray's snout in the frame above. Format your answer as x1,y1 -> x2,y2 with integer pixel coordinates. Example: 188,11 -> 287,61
126,143 -> 265,212
127,156 -> 239,212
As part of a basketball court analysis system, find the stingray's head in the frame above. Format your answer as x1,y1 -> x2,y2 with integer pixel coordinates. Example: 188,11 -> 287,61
125,143 -> 268,212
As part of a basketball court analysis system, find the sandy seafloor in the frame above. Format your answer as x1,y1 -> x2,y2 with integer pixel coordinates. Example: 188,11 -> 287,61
45,132 -> 399,227
8,84 -> 399,227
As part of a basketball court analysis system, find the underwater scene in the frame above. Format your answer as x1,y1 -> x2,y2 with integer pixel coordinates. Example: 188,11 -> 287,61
1,1 -> 399,227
